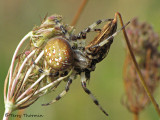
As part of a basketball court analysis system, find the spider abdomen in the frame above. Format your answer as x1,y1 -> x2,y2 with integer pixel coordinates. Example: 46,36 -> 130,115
44,37 -> 74,71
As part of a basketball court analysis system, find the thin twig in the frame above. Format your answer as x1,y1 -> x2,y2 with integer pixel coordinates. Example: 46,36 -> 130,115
71,0 -> 88,26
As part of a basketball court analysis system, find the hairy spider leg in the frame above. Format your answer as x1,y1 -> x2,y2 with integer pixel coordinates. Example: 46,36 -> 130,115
91,21 -> 130,48
32,58 -> 51,75
42,77 -> 73,106
32,56 -> 63,77
71,19 -> 113,50
76,19 -> 113,40
54,19 -> 70,39
81,72 -> 108,116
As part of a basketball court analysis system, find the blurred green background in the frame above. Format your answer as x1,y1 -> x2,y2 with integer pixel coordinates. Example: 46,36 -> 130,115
1,0 -> 160,120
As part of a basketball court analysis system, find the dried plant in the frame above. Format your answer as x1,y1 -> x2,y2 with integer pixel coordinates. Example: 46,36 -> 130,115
123,18 -> 160,119
3,1 -> 160,119
3,11 -> 133,120
3,15 -> 75,120
3,1 -> 89,119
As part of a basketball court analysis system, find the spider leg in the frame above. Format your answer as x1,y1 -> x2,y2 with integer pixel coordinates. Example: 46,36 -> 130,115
92,28 -> 101,32
32,58 -> 44,73
42,78 -> 72,106
54,19 -> 70,39
71,19 -> 113,50
32,58 -> 42,71
80,72 -> 108,116
76,19 -> 113,40
92,21 -> 130,48
32,58 -> 53,76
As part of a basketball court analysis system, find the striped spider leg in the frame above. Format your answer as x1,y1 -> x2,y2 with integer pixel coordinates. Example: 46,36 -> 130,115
77,13 -> 130,117
37,13 -> 130,117
40,18 -> 115,106
76,18 -> 113,39
26,16 -> 75,106
81,72 -> 109,116
71,18 -> 113,50
42,73 -> 74,106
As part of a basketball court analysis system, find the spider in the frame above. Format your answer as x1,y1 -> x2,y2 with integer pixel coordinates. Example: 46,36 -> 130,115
30,12 -> 130,116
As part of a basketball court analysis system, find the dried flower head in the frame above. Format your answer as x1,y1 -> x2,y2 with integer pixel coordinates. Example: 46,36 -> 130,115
3,14 -> 74,119
123,18 -> 160,114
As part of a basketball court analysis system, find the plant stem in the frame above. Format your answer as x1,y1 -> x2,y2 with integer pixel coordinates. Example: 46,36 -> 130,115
71,0 -> 88,26
133,113 -> 139,120
115,12 -> 160,116
3,106 -> 12,120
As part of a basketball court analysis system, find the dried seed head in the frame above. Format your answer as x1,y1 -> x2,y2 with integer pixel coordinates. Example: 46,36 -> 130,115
31,14 -> 74,48
123,18 -> 160,114
4,15 -> 74,114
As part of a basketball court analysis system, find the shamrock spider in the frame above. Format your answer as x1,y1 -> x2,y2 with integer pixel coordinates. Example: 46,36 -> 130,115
30,12 -> 130,116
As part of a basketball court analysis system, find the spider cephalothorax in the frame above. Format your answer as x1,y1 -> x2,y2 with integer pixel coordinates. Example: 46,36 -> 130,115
29,13 -> 129,116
